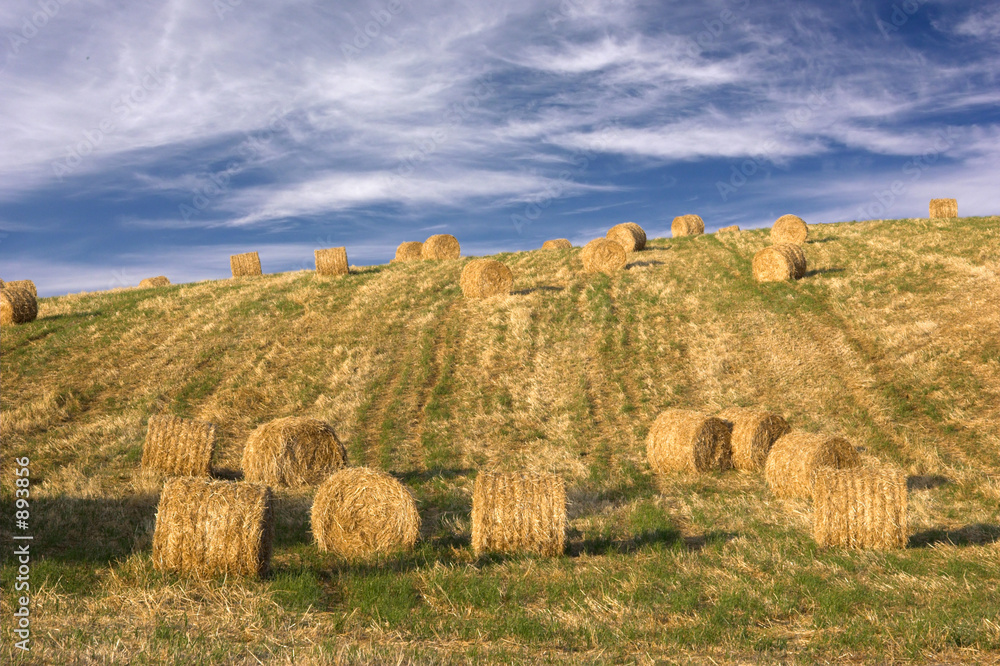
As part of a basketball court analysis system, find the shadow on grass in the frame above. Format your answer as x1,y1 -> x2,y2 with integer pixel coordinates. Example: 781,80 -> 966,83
907,474 -> 949,491
569,526 -> 682,556
211,467 -> 244,481
627,260 -> 665,269
804,267 -> 845,277
398,468 -> 475,483
512,286 -> 565,295
909,524 -> 1000,548
809,236 -> 839,244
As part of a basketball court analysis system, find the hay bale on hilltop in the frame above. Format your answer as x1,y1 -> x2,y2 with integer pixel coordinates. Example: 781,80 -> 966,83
717,225 -> 740,234
460,259 -> 513,298
311,467 -> 420,558
718,407 -> 789,472
0,278 -> 4,288
580,238 -> 627,274
813,466 -> 907,549
141,414 -> 216,477
752,244 -> 807,282
138,276 -> 170,289
315,247 -> 349,276
0,287 -> 38,326
152,477 -> 274,577
5,280 -> 37,298
242,416 -> 348,487
393,241 -> 424,262
671,214 -> 705,237
230,252 -> 262,277
541,239 -> 572,250
646,409 -> 732,475
765,430 -> 860,499
929,198 -> 958,219
771,215 -> 808,245
422,234 -> 461,260
606,222 -> 646,252
471,471 -> 566,557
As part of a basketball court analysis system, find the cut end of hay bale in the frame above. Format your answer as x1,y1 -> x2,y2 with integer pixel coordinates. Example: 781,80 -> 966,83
671,214 -> 705,237
242,416 -> 348,487
311,467 -> 420,559
717,407 -> 790,472
393,241 -> 424,262
421,234 -> 461,260
717,225 -> 740,234
141,414 -> 216,477
460,259 -> 513,298
152,477 -> 273,578
138,276 -> 170,289
813,466 -> 907,550
771,214 -> 808,245
581,238 -> 627,274
752,244 -> 807,282
471,471 -> 566,557
765,430 -> 861,499
4,279 -> 37,298
929,198 -> 958,219
646,409 -> 733,475
315,247 -> 349,276
0,287 -> 38,326
606,222 -> 647,252
541,239 -> 572,250
230,252 -> 262,277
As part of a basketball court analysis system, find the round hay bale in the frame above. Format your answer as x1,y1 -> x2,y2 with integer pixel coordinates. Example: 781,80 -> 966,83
929,198 -> 957,219
606,222 -> 646,252
471,471 -> 566,557
580,238 -> 627,274
393,241 -> 424,262
717,225 -> 740,234
0,278 -> 6,288
242,417 -> 348,487
315,247 -> 349,276
421,234 -> 461,260
646,409 -> 733,474
138,276 -> 170,289
142,414 -> 216,477
717,407 -> 790,472
230,252 -> 262,277
460,259 -> 513,298
4,279 -> 37,298
813,466 -> 907,550
752,244 -> 807,282
764,430 -> 861,499
671,214 -> 704,237
771,214 -> 808,244
311,467 -> 420,559
541,239 -> 572,250
1,287 -> 38,325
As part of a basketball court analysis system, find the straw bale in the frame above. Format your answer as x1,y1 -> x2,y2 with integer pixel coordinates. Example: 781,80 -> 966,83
580,238 -> 627,274
929,198 -> 957,219
315,247 -> 349,276
311,467 -> 420,558
152,477 -> 273,577
717,225 -> 740,234
138,276 -> 170,289
813,466 -> 907,549
771,215 -> 808,244
752,244 -> 807,282
0,278 -> 4,288
460,259 -> 513,298
4,280 -> 37,298
606,222 -> 646,252
471,471 -> 566,557
230,252 -> 262,277
646,409 -> 732,475
541,239 -> 572,250
393,241 -> 424,262
671,214 -> 705,237
141,414 -> 216,477
242,416 -> 347,487
717,407 -> 789,472
421,234 -> 461,260
0,287 -> 38,326
765,430 -> 860,499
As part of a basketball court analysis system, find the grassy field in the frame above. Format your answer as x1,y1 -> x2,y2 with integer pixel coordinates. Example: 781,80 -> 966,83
3,215 -> 1000,664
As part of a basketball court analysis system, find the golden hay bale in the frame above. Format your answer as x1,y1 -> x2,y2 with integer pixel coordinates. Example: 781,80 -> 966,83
812,466 -> 907,550
138,276 -> 170,289
752,243 -> 807,282
929,198 -> 957,219
671,214 -> 705,237
5,280 -> 37,298
471,471 -> 566,557
717,225 -> 740,234
230,251 -> 262,277
460,259 -> 513,298
242,416 -> 348,487
311,467 -> 420,559
771,214 -> 808,245
141,414 -> 216,477
580,238 -> 627,274
0,287 -> 38,326
393,241 -> 424,262
152,477 -> 273,578
606,222 -> 646,252
541,239 -> 572,250
421,234 -> 461,260
0,278 -> 4,288
315,247 -> 349,276
765,430 -> 861,499
646,409 -> 733,475
717,407 -> 790,472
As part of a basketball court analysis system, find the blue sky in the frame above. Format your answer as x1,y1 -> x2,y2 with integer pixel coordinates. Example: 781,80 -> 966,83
1,0 -> 998,296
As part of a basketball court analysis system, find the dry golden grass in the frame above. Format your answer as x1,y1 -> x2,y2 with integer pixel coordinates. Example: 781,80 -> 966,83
138,276 -> 170,288
141,414 -> 215,477
813,465 -> 908,549
541,239 -> 572,250
471,471 -> 566,557
717,225 -> 740,234
230,251 -> 263,277
315,247 -> 349,276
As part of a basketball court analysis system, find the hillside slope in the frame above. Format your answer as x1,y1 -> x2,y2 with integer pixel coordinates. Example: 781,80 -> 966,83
2,216 -> 1000,664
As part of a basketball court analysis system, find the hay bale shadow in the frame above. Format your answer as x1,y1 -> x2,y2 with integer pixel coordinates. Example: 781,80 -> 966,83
908,524 -> 1000,548
512,286 -> 565,295
272,493 -> 315,548
211,467 -> 244,481
809,236 -> 839,244
399,469 -> 475,550
569,525 -> 683,556
682,531 -> 739,551
907,474 -> 949,491
626,260 -> 665,269
804,267 -> 845,278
